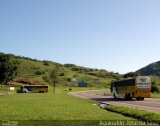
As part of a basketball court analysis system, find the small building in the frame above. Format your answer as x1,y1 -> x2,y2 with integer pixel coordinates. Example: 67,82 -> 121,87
71,78 -> 77,82
66,78 -> 77,82
9,87 -> 15,91
78,78 -> 87,87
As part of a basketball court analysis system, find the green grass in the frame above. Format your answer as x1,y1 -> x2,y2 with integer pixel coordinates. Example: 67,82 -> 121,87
0,93 -> 133,121
151,93 -> 160,98
11,53 -> 116,88
52,86 -> 107,93
105,105 -> 160,125
0,86 -> 8,94
0,84 -> 106,92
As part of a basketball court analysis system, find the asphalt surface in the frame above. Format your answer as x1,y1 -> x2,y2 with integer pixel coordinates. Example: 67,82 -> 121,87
69,90 -> 160,113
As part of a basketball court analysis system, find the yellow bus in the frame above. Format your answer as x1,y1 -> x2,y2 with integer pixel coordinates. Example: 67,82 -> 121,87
110,76 -> 151,100
20,85 -> 48,93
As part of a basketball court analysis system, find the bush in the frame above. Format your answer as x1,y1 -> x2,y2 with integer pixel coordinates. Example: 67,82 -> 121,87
106,105 -> 160,124
123,72 -> 139,78
35,71 -> 42,75
64,64 -> 76,67
43,75 -> 50,83
16,88 -> 23,93
59,73 -> 65,76
43,60 -> 49,66
151,81 -> 159,93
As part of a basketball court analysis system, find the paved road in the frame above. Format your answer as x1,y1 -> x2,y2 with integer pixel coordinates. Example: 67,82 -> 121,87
69,90 -> 160,113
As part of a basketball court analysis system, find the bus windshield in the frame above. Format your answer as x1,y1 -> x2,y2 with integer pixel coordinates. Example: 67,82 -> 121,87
136,76 -> 151,88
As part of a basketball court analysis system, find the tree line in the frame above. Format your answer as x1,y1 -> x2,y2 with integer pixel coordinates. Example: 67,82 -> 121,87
0,53 -> 18,85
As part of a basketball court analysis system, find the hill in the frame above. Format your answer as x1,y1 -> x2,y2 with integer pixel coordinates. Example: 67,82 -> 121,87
0,52 -> 121,88
137,61 -> 160,76
136,61 -> 160,85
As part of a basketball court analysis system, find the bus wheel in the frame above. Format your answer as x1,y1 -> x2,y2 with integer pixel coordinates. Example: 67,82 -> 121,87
113,93 -> 117,99
128,93 -> 132,100
125,93 -> 132,100
136,97 -> 141,100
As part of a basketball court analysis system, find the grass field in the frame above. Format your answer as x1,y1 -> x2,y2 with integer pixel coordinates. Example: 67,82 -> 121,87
151,93 -> 160,98
0,86 -> 9,94
0,92 -> 134,121
48,86 -> 107,93
2,86 -> 158,125
106,105 -> 160,125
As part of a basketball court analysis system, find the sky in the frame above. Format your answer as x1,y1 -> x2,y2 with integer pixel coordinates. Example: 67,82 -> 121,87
0,0 -> 160,74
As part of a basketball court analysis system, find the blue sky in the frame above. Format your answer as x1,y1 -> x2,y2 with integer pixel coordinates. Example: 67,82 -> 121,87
0,0 -> 160,74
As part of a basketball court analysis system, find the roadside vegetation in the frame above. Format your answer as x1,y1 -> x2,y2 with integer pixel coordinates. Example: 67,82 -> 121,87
0,86 -> 7,93
151,93 -> 160,98
105,105 -> 160,125
150,76 -> 160,98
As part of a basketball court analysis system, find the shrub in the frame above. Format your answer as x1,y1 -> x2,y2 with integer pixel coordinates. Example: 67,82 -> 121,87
43,75 -> 50,83
43,60 -> 49,66
106,105 -> 160,124
16,88 -> 23,93
151,81 -> 159,93
59,73 -> 65,76
64,64 -> 76,67
35,70 -> 43,75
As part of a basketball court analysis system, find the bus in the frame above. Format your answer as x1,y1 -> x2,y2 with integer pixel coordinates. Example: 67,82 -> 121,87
20,85 -> 48,93
110,76 -> 151,100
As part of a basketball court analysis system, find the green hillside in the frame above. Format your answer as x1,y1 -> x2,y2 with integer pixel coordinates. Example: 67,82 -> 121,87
136,61 -> 160,85
137,61 -> 160,76
0,52 -> 121,88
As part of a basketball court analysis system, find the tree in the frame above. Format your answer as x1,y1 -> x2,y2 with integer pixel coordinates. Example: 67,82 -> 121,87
50,68 -> 58,93
43,60 -> 49,66
151,81 -> 159,93
123,72 -> 139,78
0,54 -> 18,85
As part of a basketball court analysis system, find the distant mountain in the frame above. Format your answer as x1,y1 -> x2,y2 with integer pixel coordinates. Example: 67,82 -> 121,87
137,61 -> 160,76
